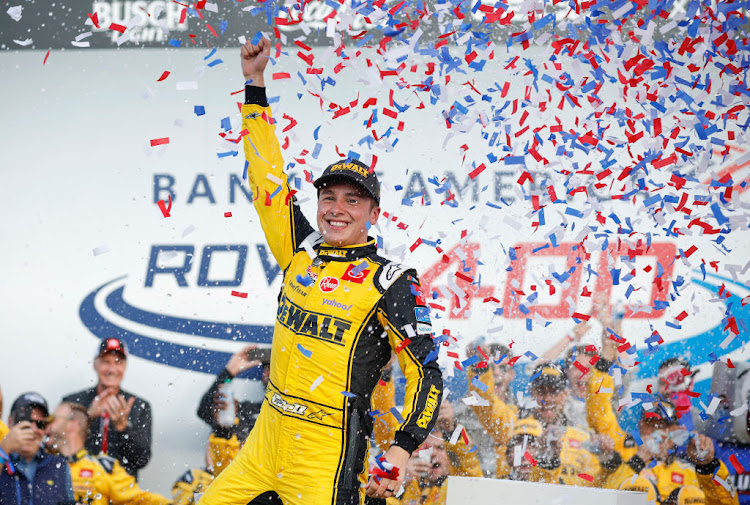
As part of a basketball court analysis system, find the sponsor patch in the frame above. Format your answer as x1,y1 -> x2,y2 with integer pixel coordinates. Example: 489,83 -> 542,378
342,264 -> 370,283
79,469 -> 94,478
568,439 -> 581,449
322,298 -> 353,311
277,294 -> 351,345
416,385 -> 441,428
671,472 -> 684,484
415,306 -> 431,324
319,276 -> 339,293
417,323 -> 432,335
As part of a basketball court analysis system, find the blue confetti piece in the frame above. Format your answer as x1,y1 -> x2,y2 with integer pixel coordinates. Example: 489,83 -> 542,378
710,202 -> 729,225
611,269 -> 620,285
297,343 -> 313,358
207,59 -> 224,67
220,117 -> 232,131
296,274 -> 313,286
352,262 -> 368,275
219,19 -> 228,34
524,351 -> 538,361
313,125 -> 321,141
471,377 -> 488,392
504,156 -> 525,165
526,318 -> 532,331
217,151 -> 238,158
312,143 -> 322,159
168,38 -> 181,47
204,48 -> 217,60
390,407 -> 405,424
462,355 -> 480,368
242,161 -> 248,180
565,207 -> 584,218
194,105 -> 205,116
251,31 -> 263,45
341,391 -> 357,398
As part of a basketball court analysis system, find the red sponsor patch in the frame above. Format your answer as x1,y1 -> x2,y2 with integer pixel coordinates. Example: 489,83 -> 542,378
79,469 -> 94,478
671,472 -> 684,485
305,265 -> 319,282
568,439 -> 581,449
341,264 -> 369,283
319,276 -> 339,293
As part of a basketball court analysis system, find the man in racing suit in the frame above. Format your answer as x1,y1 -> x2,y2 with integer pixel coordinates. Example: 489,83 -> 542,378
197,37 -> 443,505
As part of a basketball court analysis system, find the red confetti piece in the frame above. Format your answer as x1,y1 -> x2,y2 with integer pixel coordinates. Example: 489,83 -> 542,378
205,23 -> 218,37
157,194 -> 172,218
272,72 -> 291,80
729,454 -> 745,473
43,50 -> 50,65
231,291 -> 248,298
727,358 -> 735,369
224,212 -> 232,217
524,451 -> 538,466
572,312 -> 590,321
109,23 -> 127,33
88,12 -> 101,28
150,137 -> 169,147
578,474 -> 594,482
409,238 -> 423,252
157,71 -> 171,82
395,338 -> 412,354
468,163 -> 486,180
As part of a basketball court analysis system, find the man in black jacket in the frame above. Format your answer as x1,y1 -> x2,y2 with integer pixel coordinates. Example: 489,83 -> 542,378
197,344 -> 270,442
63,338 -> 152,479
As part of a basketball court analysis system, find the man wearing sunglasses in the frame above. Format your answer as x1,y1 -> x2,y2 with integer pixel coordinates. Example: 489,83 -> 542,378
0,392 -> 75,505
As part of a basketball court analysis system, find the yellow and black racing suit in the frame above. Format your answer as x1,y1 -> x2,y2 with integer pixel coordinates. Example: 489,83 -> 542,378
604,454 -> 739,505
197,85 -> 443,505
67,449 -> 170,505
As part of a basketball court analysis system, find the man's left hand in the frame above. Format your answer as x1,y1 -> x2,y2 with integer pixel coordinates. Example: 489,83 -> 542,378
686,434 -> 715,465
365,445 -> 409,499
106,395 -> 136,432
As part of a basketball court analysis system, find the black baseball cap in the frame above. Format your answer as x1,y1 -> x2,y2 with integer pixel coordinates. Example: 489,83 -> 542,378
530,363 -> 567,392
10,392 -> 50,418
314,159 -> 380,204
97,337 -> 128,359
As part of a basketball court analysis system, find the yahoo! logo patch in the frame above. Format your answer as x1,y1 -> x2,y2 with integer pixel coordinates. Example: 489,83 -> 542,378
322,298 -> 353,312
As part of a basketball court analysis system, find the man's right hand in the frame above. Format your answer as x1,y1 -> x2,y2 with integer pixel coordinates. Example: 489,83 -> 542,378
0,422 -> 39,455
226,344 -> 263,377
241,36 -> 271,86
88,387 -> 117,418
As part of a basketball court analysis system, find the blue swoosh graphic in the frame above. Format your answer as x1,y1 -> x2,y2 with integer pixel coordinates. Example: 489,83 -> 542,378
633,272 -> 749,379
79,277 -> 272,377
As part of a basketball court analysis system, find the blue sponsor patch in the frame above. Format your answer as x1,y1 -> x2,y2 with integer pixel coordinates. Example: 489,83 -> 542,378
415,307 -> 431,324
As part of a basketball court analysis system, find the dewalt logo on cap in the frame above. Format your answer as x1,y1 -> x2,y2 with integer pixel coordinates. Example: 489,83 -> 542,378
329,162 -> 371,178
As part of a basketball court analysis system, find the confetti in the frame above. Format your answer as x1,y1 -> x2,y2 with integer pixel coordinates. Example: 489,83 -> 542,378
231,291 -> 248,298
297,343 -> 312,358
309,376 -> 324,392
150,137 -> 169,147
7,5 -> 22,21
157,71 -> 171,82
92,246 -> 110,256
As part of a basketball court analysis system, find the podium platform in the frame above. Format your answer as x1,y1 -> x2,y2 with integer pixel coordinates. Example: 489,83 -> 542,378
446,476 -> 649,505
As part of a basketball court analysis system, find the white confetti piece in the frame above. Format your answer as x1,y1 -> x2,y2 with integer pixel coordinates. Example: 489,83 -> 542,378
7,5 -> 22,21
13,38 -> 32,46
176,81 -> 199,91
449,424 -> 464,445
92,246 -> 110,256
266,173 -> 283,185
182,225 -> 196,237
310,375 -> 324,392
730,404 -> 748,417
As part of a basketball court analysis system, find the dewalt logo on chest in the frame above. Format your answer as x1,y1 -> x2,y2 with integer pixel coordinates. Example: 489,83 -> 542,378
277,294 -> 352,345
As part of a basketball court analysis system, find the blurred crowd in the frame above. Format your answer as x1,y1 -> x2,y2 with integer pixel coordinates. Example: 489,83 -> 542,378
1,298 -> 747,505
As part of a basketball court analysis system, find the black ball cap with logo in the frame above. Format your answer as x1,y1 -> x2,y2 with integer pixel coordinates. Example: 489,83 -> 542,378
313,159 -> 380,205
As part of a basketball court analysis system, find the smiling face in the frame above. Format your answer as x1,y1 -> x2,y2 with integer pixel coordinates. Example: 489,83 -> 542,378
316,182 -> 380,247
94,352 -> 127,389
531,386 -> 568,425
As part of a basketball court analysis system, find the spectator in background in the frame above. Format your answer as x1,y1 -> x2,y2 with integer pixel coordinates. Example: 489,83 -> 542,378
196,344 -> 270,443
63,338 -> 152,479
0,385 -> 7,440
0,392 -> 75,505
499,417 -> 549,482
604,413 -> 738,505
45,401 -> 169,505
465,342 -> 518,478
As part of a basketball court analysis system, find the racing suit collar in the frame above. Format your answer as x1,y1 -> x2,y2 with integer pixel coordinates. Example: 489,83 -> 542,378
67,448 -> 89,464
316,238 -> 377,262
